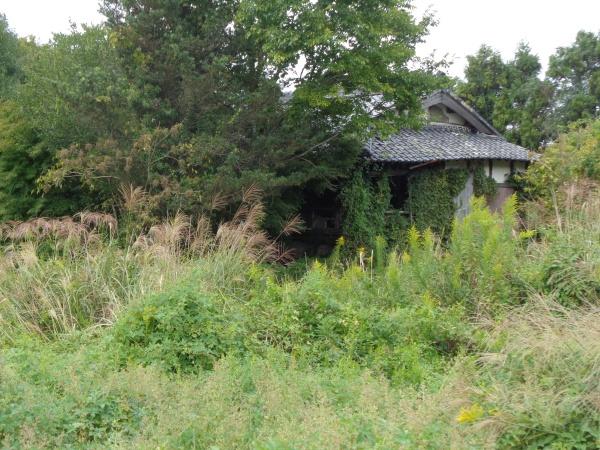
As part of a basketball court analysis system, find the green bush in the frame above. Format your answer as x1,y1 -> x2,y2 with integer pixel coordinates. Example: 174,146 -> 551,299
113,253 -> 473,383
523,119 -> 600,201
114,267 -> 249,372
0,340 -> 145,447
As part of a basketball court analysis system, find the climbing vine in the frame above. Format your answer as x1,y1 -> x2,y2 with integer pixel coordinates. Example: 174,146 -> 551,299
473,165 -> 498,198
340,171 -> 391,249
406,168 -> 469,236
341,165 -> 496,249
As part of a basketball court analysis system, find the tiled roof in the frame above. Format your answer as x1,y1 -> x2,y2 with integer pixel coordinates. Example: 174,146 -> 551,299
365,123 -> 531,163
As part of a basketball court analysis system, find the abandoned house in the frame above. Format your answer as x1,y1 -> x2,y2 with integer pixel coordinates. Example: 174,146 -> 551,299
301,89 -> 532,252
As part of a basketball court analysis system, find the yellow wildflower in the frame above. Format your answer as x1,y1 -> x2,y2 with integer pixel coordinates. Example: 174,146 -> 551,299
401,251 -> 411,264
456,403 -> 484,424
519,229 -> 536,240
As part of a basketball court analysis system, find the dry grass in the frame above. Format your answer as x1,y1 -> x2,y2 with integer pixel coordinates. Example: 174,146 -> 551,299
522,179 -> 600,233
0,187 -> 301,340
477,298 -> 600,439
132,185 -> 301,264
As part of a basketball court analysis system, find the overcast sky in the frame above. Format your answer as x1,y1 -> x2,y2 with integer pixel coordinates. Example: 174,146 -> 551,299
1,0 -> 599,79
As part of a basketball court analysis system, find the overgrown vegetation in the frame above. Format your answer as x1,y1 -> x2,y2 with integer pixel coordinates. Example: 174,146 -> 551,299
0,3 -> 442,226
406,168 -> 469,236
1,171 -> 599,447
340,171 -> 392,250
523,118 -> 600,201
473,164 -> 498,198
1,3 -> 600,448
458,32 -> 600,149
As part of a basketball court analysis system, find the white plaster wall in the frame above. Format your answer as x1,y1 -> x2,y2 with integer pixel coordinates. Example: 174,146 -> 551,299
491,160 -> 511,183
454,172 -> 473,218
427,105 -> 467,126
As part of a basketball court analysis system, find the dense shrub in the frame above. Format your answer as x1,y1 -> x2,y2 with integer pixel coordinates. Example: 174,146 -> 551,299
113,271 -> 249,372
113,255 -> 472,382
523,118 -> 600,201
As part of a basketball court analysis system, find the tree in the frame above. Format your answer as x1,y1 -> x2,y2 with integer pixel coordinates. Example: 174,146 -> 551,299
547,30 -> 600,126
17,25 -> 137,150
0,25 -> 137,218
0,2 -> 441,227
40,0 -> 439,227
0,101 -> 91,220
457,45 -> 507,122
0,14 -> 20,98
458,43 -> 554,149
492,43 -> 554,149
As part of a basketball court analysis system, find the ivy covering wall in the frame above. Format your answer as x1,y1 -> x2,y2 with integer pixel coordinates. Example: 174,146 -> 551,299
473,165 -> 498,198
340,171 -> 391,249
341,165 -> 499,248
406,168 -> 469,236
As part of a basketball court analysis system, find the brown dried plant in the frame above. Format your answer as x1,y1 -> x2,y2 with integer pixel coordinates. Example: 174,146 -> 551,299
76,212 -> 118,236
0,186 -> 301,265
132,185 -> 302,264
119,184 -> 147,213
0,212 -> 119,246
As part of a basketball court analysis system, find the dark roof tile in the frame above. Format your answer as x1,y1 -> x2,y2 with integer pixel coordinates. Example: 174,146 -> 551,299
365,123 -> 531,163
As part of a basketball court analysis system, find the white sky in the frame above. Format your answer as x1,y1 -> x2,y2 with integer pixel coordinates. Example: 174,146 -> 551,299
1,0 -> 599,79
413,0 -> 600,78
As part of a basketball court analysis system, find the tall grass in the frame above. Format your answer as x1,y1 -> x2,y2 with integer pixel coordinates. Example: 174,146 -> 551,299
0,187 -> 300,341
1,297 -> 597,449
1,183 -> 599,448
476,299 -> 600,447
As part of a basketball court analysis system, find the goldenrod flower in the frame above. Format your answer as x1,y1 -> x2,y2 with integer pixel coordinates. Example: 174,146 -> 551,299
456,403 -> 484,424
401,251 -> 411,264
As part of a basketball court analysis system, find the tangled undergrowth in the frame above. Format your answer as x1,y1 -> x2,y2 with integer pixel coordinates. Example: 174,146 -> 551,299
0,183 -> 599,448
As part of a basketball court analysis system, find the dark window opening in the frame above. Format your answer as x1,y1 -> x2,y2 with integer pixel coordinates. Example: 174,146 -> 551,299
390,174 -> 409,209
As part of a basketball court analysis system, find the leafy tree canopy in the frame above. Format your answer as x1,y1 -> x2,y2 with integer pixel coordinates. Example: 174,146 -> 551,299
457,43 -> 553,149
35,0 -> 440,228
457,44 -> 507,122
458,32 -> 600,150
0,14 -> 20,98
547,30 -> 600,125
